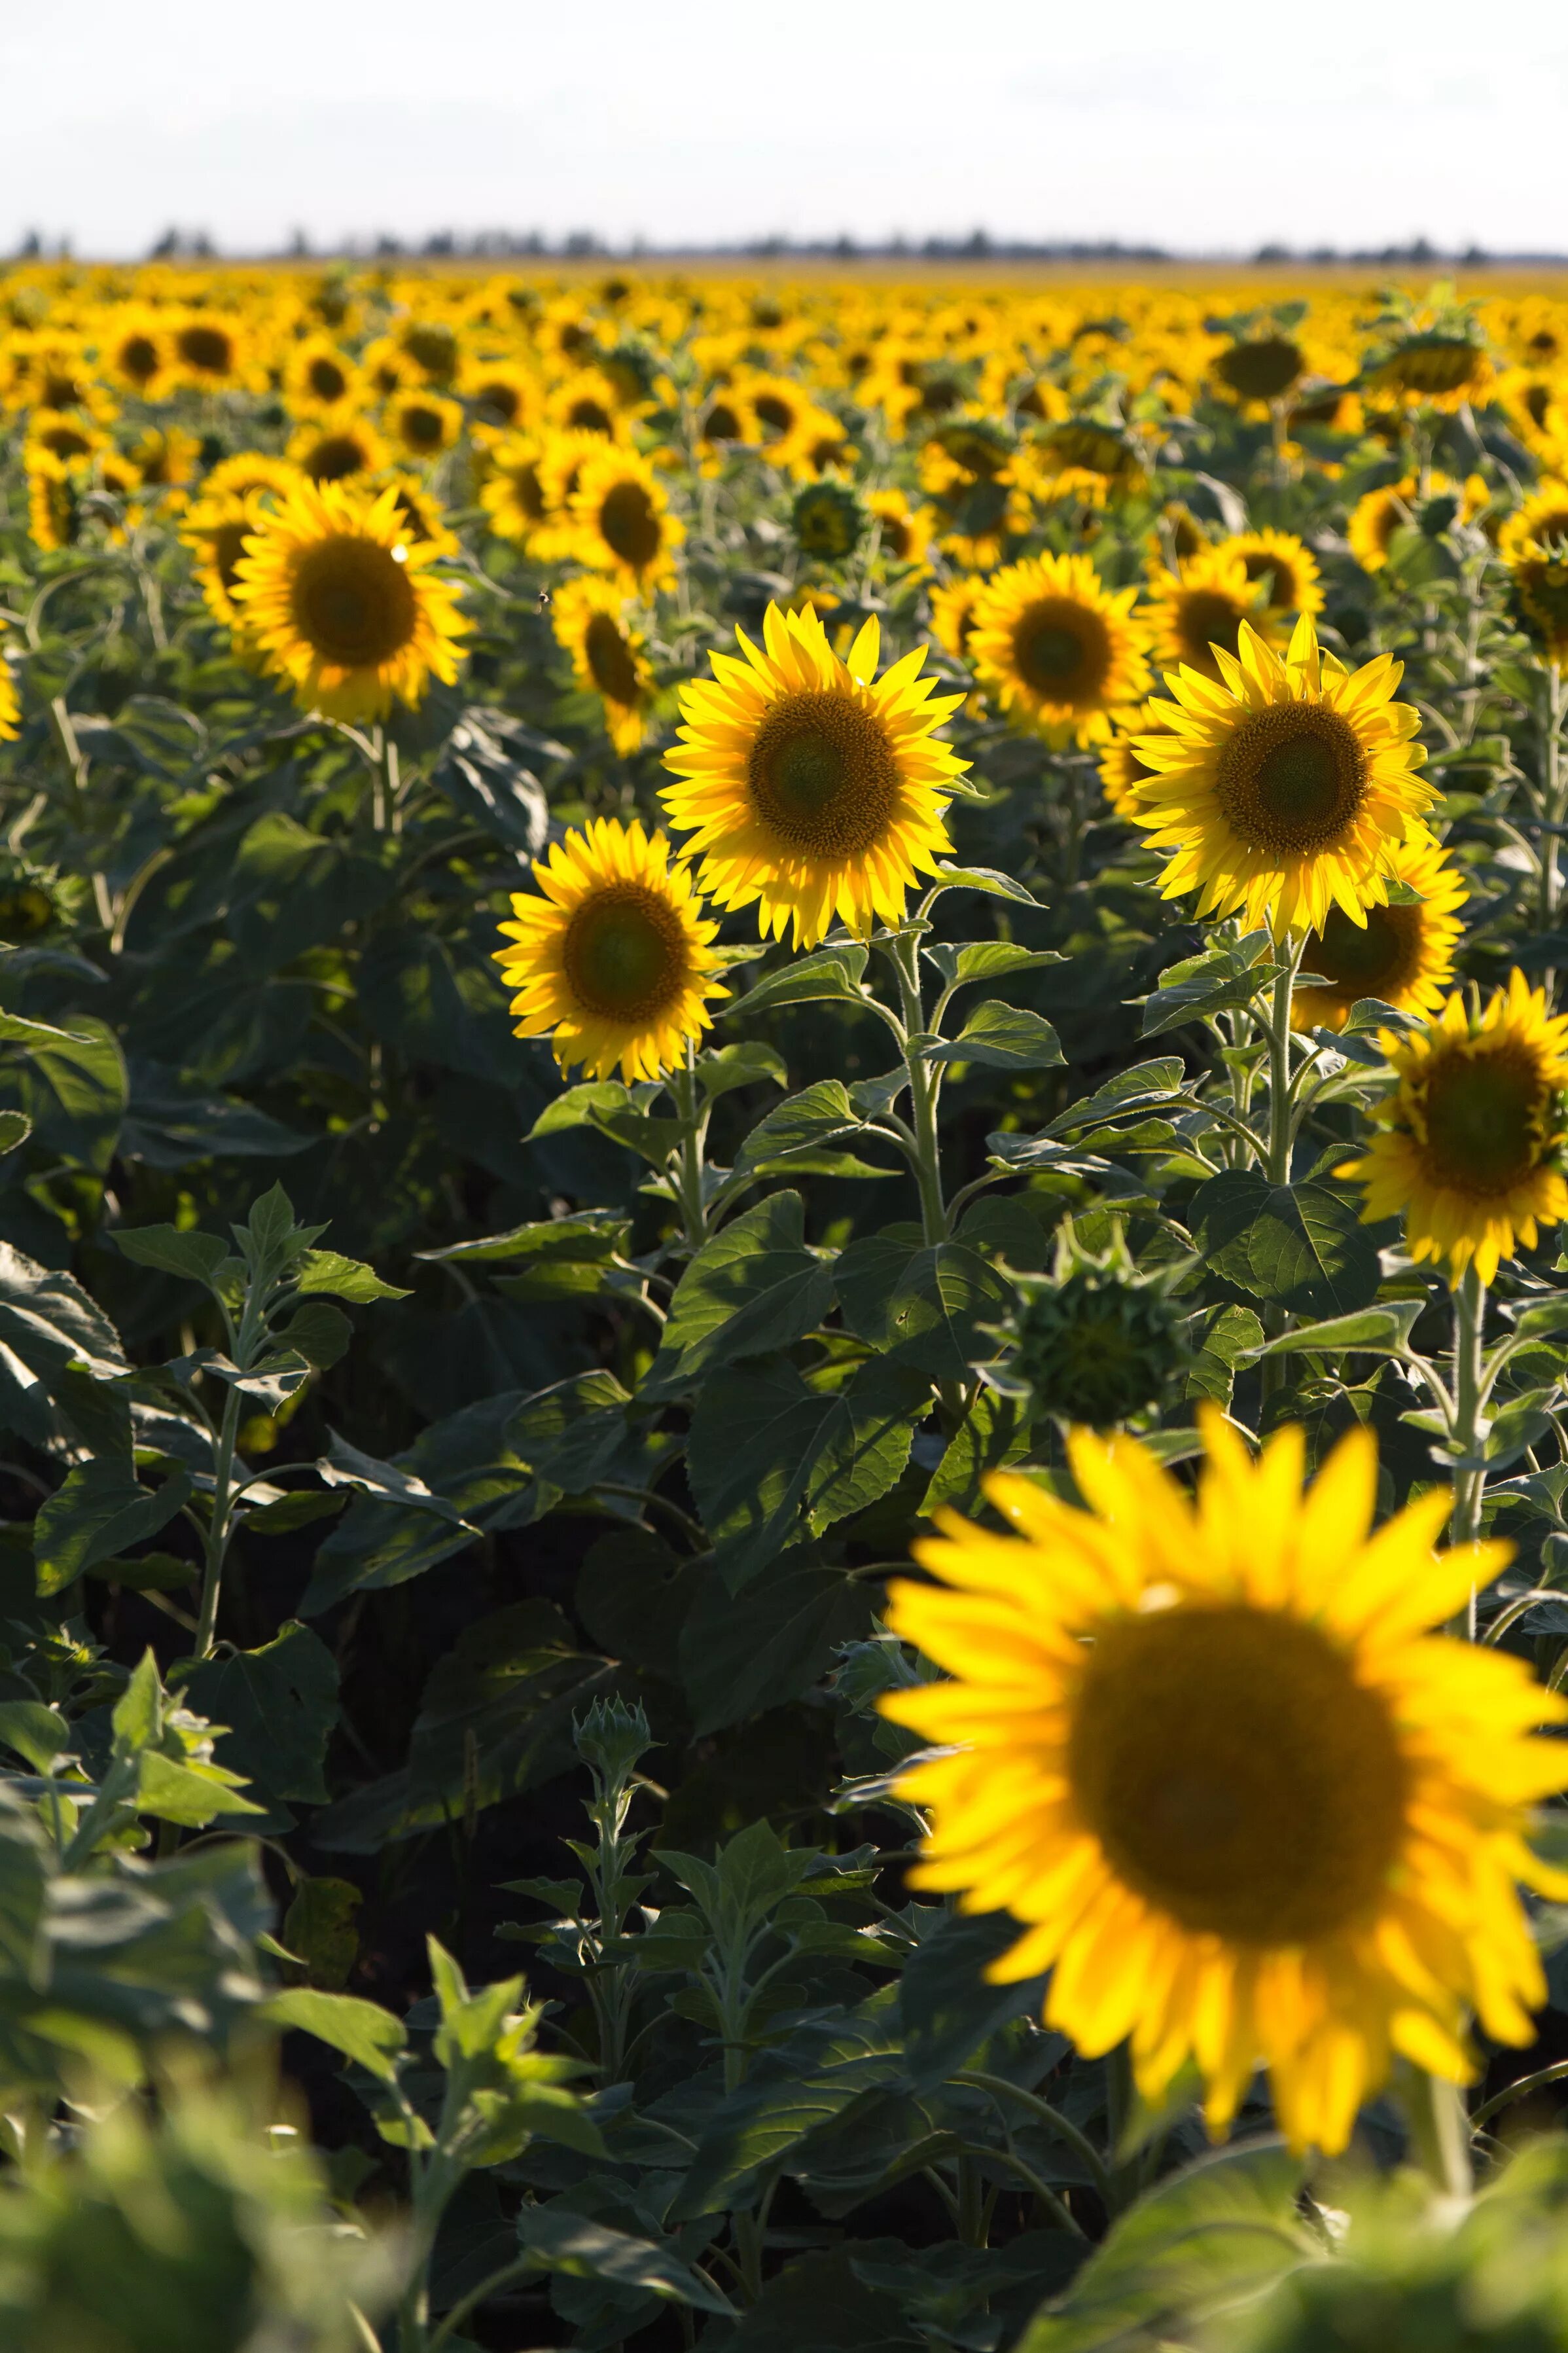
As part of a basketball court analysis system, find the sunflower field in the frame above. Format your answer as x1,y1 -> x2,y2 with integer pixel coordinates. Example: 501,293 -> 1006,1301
9,259 -> 1568,2348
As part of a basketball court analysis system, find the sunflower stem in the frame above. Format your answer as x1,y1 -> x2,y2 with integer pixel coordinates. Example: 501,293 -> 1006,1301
1259,939 -> 1299,1396
893,931 -> 948,1246
1397,2060 -> 1472,2200
670,1049 -> 709,1249
1539,660 -> 1563,1003
1450,1266 -> 1488,1631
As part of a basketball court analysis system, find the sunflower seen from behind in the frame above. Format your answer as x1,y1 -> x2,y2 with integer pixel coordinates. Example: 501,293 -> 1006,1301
552,576 -> 655,757
494,817 -> 727,1083
1292,835 -> 1467,1033
1340,971 -> 1568,1285
231,476 -> 467,722
661,602 -> 966,947
882,1409 -> 1568,2156
1131,612 -> 1434,934
967,551 -> 1151,747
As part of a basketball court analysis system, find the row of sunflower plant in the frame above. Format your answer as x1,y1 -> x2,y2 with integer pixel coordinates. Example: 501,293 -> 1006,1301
3,257 -> 1568,2348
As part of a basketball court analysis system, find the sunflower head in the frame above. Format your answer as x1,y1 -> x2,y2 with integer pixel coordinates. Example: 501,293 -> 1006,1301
1341,969 -> 1568,1285
1215,528 -> 1324,623
998,1227 -> 1190,1428
927,577 -> 984,665
967,552 -> 1153,746
231,476 -> 468,722
1210,333 -> 1304,406
661,601 -> 966,947
1369,332 -> 1493,411
791,476 -> 865,564
1145,548 -> 1278,684
288,415 -> 390,486
1294,835 -> 1468,1033
1131,612 -> 1435,934
493,817 -> 728,1083
1508,544 -> 1568,664
0,628 -> 19,744
882,1409 -> 1568,2155
1097,701 -> 1173,819
568,448 -> 683,587
387,389 -> 463,461
552,576 -> 654,757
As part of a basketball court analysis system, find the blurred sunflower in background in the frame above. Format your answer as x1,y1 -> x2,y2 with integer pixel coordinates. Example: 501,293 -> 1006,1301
927,577 -> 985,665
284,337 -> 363,418
1217,528 -> 1325,627
568,447 -> 683,589
882,1410 -> 1568,2156
1145,547 -> 1277,684
494,817 -> 727,1082
288,414 -> 390,486
385,388 -> 464,464
662,602 -> 966,946
478,433 -> 552,551
0,626 -> 18,741
968,552 -> 1152,745
1293,833 -> 1468,1032
1132,614 -> 1434,932
1342,970 -> 1568,1284
552,577 -> 655,755
232,476 -> 467,721
1097,700 -> 1176,820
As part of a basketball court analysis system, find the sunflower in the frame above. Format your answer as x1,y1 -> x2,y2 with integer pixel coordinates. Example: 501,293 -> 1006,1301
1097,701 -> 1175,821
792,476 -> 865,565
883,1412 -> 1568,2156
695,385 -> 759,470
927,577 -> 986,665
101,308 -> 173,400
0,628 -> 20,743
25,450 -> 83,552
661,601 -> 966,946
283,336 -> 363,418
202,451 -> 303,508
1341,971 -> 1568,1285
494,817 -> 727,1083
287,415 -> 390,486
181,491 -> 268,630
461,359 -> 538,437
545,368 -> 631,441
1508,543 -> 1568,662
478,431 -> 554,551
1499,480 -> 1568,564
552,576 -> 655,756
1294,834 -> 1468,1033
567,447 -> 683,589
1215,528 -> 1324,626
396,315 -> 462,382
867,489 -> 934,573
1143,548 -> 1278,685
1347,476 -> 1422,573
130,425 -> 202,499
231,476 -> 468,722
1209,332 -> 1306,407
968,552 -> 1152,746
1368,332 -> 1493,412
24,414 -> 105,467
171,312 -> 247,389
1131,613 -> 1434,933
385,389 -> 464,463
376,471 -> 459,558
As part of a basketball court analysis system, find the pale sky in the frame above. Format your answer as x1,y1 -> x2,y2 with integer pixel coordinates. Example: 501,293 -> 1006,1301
5,0 -> 1567,260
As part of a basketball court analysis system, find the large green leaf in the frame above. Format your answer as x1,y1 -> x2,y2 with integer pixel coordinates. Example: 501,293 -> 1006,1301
645,1190 -> 834,1395
1189,1173 -> 1383,1318
179,1621 -> 340,1829
837,1230 -> 1013,1379
33,1460 -> 192,1597
681,1553 -> 874,1734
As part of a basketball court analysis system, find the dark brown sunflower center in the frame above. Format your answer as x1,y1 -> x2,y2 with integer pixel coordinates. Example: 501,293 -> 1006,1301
118,334 -> 160,384
291,537 -> 418,669
1212,336 -> 1304,402
1175,588 -> 1247,671
567,397 -> 613,435
747,690 -> 900,857
562,884 -> 686,1019
40,370 -> 84,409
583,612 -> 641,708
302,433 -> 370,483
598,480 -> 662,569
1520,558 -> 1568,644
400,403 -> 446,451
179,324 -> 234,376
475,380 -> 522,425
1242,550 -> 1296,609
880,514 -> 912,560
1069,1604 -> 1406,1945
39,423 -> 92,459
1306,901 -> 1421,999
211,520 -> 251,595
704,401 -> 742,442
1011,596 -> 1112,704
1419,1044 -> 1548,1195
504,461 -> 546,522
1214,704 -> 1368,855
753,393 -> 796,437
308,355 -> 349,402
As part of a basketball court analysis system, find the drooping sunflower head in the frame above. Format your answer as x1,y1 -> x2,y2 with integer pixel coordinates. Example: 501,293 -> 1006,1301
1131,612 -> 1435,934
1341,969 -> 1568,1285
791,476 -> 865,565
661,601 -> 966,947
1209,332 -> 1306,407
1144,548 -> 1278,685
1215,528 -> 1324,624
567,447 -> 683,588
493,817 -> 728,1084
967,552 -> 1153,746
551,576 -> 654,757
230,476 -> 469,722
1294,833 -> 1468,1033
1368,331 -> 1493,412
882,1408 -> 1568,2155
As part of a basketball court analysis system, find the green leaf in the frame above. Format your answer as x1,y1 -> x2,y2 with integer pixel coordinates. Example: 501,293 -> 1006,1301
646,1190 -> 834,1394
919,1388 -> 1029,1515
13,1013 -> 126,1174
1046,1056 -> 1189,1138
925,941 -> 1063,988
1140,931 -> 1285,1036
681,1553 -> 875,1735
900,1908 -> 1051,2093
293,1249 -> 410,1303
688,1356 -> 926,1589
416,1210 -> 629,1270
179,1621 -> 340,1822
0,1239 -> 129,1388
919,999 -> 1063,1071
1247,1299 -> 1424,1358
262,1987 -> 407,2083
135,1748 -> 264,1826
1185,1303 -> 1264,1407
0,1699 -> 73,1773
726,941 -> 870,1015
272,1300 -> 351,1372
517,2208 -> 734,2315
33,1460 -> 193,1597
837,1230 -> 1013,1380
315,1431 -> 470,1521
1189,1173 -> 1383,1318
924,863 -> 1041,905
0,1109 -> 29,1155
281,1876 -> 361,1990
112,1225 -> 229,1285
695,1039 -> 789,1098
731,1080 -> 874,1179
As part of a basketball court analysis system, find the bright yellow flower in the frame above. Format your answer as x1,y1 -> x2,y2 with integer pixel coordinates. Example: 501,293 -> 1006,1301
287,414 -> 390,486
283,336 -> 363,418
232,476 -> 467,722
494,817 -> 727,1083
1499,478 -> 1568,564
662,602 -> 965,948
1340,970 -> 1568,1285
552,576 -> 655,756
883,1410 -> 1568,2155
385,387 -> 464,463
1293,834 -> 1468,1033
1215,528 -> 1324,626
967,552 -> 1152,747
1131,613 -> 1434,934
567,446 -> 683,590
1097,701 -> 1175,820
0,626 -> 19,743
1143,547 -> 1279,685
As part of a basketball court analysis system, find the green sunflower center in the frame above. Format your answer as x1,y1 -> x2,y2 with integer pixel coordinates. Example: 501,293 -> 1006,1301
748,689 -> 901,857
562,883 -> 686,1020
597,480 -> 662,569
583,612 -> 641,708
291,536 -> 418,669
1011,596 -> 1112,705
1306,901 -> 1421,999
1214,703 -> 1368,856
1069,1604 -> 1406,1945
1419,1043 -> 1548,1196
1211,336 -> 1304,403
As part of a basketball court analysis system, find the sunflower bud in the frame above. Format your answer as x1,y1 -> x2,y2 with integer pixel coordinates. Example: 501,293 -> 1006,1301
988,1223 -> 1190,1429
